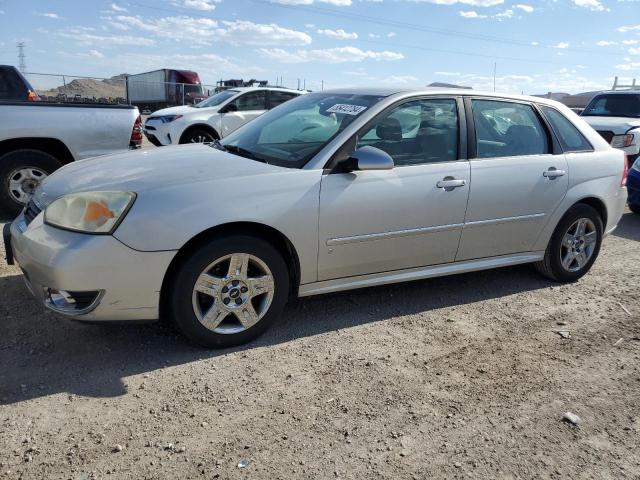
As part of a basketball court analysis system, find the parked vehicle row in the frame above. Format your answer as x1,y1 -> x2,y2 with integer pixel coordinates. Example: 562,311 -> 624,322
143,86 -> 304,146
4,88 -> 627,348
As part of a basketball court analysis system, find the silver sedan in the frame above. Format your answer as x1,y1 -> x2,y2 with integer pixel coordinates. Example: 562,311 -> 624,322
4,88 -> 628,347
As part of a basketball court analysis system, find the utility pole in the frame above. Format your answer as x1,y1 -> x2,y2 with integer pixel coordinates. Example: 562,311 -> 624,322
493,61 -> 497,92
17,42 -> 27,74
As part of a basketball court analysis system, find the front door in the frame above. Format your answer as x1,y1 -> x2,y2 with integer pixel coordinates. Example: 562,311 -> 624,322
220,90 -> 267,137
456,98 -> 569,261
318,97 -> 470,281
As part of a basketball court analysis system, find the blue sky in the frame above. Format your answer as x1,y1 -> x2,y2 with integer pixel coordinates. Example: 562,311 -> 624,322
0,0 -> 639,94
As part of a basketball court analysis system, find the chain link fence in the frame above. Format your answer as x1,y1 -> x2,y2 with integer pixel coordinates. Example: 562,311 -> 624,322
23,72 -> 310,110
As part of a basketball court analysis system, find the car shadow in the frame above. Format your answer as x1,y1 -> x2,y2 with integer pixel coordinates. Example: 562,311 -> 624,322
612,211 -> 640,242
0,263 -> 552,405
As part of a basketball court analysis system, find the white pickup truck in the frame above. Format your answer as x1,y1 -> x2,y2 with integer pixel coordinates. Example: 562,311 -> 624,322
0,66 -> 142,216
581,89 -> 640,167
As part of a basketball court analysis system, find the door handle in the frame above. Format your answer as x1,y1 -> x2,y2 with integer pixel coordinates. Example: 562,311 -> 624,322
437,177 -> 467,190
543,168 -> 566,179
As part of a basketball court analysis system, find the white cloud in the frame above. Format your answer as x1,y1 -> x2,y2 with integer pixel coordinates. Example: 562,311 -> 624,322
317,28 -> 358,39
272,0 -> 352,5
36,12 -> 60,19
514,4 -> 533,13
110,3 -> 127,12
554,42 -> 569,49
572,0 -> 605,11
459,10 -> 487,17
58,27 -> 156,47
618,24 -> 640,33
257,46 -> 404,63
107,15 -> 312,46
596,40 -> 617,46
171,0 -> 220,10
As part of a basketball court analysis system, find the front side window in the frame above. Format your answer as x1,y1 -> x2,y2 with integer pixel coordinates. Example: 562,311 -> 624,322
356,98 -> 459,166
230,91 -> 267,111
269,91 -> 299,109
221,92 -> 385,168
582,94 -> 640,118
541,106 -> 592,152
472,100 -> 549,158
195,90 -> 239,108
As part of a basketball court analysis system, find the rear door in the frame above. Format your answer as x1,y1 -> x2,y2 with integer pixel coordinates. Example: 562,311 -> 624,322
267,90 -> 299,110
220,90 -> 268,136
456,97 -> 568,261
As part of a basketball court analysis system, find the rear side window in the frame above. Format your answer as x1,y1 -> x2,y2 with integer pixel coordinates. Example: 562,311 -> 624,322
269,91 -> 298,109
230,91 -> 267,111
540,106 -> 592,152
472,99 -> 549,158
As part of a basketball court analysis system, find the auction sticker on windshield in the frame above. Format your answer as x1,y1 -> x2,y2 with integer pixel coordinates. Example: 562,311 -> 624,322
326,104 -> 368,115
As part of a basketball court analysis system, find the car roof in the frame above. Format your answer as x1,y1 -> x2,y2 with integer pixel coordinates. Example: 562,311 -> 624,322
591,90 -> 640,96
228,86 -> 304,94
319,87 -> 567,107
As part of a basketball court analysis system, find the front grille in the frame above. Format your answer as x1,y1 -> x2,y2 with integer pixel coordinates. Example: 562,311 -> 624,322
23,199 -> 42,226
596,130 -> 615,144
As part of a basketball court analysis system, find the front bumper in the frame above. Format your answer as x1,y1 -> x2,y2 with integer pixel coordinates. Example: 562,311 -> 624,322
8,213 -> 176,322
628,167 -> 640,207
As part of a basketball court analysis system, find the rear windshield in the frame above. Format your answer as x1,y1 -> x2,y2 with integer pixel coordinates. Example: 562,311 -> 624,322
0,66 -> 31,100
582,94 -> 640,118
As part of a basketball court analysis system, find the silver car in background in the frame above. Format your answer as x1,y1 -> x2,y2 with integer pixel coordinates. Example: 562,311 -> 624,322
4,88 -> 628,348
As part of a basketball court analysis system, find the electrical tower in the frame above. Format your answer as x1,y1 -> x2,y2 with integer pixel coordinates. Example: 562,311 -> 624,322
17,42 -> 26,74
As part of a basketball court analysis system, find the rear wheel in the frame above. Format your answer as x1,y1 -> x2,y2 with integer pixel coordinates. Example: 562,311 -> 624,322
0,149 -> 62,217
180,129 -> 216,144
169,235 -> 289,348
629,204 -> 640,215
534,204 -> 603,282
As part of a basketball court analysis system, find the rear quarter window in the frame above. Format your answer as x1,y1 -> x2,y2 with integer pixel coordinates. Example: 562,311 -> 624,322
540,106 -> 593,152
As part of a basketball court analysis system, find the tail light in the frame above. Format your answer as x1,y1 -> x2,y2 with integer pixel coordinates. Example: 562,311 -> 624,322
27,90 -> 40,102
622,155 -> 629,187
130,115 -> 143,148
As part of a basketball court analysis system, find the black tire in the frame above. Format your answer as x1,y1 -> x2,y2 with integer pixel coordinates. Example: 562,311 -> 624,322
0,149 -> 62,217
169,235 -> 289,348
534,204 -> 603,282
629,204 -> 640,215
179,129 -> 216,144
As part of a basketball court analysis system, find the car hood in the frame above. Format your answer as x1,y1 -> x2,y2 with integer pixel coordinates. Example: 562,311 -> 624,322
36,145 -> 286,206
581,116 -> 640,133
148,105 -> 213,117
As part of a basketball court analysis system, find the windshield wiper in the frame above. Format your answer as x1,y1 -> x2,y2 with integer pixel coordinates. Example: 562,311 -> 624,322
211,139 -> 227,151
224,144 -> 268,164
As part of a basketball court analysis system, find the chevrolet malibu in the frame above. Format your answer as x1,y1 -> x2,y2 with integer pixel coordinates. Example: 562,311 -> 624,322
4,89 -> 628,348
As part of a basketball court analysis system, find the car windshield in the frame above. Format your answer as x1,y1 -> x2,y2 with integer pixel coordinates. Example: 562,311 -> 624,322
219,92 -> 386,168
582,94 -> 640,118
194,90 -> 239,108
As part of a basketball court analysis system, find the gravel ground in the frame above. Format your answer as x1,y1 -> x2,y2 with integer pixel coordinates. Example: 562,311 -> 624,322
0,211 -> 639,480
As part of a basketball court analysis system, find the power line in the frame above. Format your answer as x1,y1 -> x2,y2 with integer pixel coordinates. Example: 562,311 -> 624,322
126,0 -> 610,65
248,0 -> 610,57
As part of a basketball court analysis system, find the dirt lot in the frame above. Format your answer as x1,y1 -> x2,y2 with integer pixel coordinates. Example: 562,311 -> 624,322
0,211 -> 639,480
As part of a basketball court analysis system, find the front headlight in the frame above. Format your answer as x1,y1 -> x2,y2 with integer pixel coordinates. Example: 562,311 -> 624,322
44,191 -> 136,234
152,115 -> 183,123
611,134 -> 635,148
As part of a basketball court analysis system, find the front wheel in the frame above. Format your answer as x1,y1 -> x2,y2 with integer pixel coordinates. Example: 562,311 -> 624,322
180,129 -> 216,144
168,235 -> 289,348
0,149 -> 62,217
534,204 -> 603,282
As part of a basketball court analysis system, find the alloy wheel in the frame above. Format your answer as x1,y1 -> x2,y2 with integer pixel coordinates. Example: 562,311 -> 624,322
191,253 -> 275,334
560,218 -> 597,273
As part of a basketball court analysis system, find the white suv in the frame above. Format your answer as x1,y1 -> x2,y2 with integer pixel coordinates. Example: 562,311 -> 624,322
143,87 -> 304,146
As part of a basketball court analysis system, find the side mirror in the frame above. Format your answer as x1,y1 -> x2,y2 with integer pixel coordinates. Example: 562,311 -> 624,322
348,146 -> 394,171
221,103 -> 238,113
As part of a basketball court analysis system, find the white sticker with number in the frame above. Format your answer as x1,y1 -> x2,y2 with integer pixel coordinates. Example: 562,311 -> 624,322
326,104 -> 367,115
